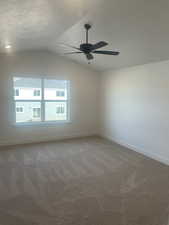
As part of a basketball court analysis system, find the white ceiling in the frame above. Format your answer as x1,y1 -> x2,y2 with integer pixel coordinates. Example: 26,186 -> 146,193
1,0 -> 169,71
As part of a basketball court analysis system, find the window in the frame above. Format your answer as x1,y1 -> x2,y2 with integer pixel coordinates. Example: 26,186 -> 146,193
33,108 -> 41,118
14,89 -> 19,96
13,77 -> 69,124
16,107 -> 24,113
56,105 -> 65,114
33,89 -> 40,97
56,90 -> 65,97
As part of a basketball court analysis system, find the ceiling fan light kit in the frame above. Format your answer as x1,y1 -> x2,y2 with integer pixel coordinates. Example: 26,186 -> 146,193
63,24 -> 120,63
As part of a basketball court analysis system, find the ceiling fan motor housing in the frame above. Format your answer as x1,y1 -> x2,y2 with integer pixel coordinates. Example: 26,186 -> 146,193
84,24 -> 91,30
80,43 -> 93,54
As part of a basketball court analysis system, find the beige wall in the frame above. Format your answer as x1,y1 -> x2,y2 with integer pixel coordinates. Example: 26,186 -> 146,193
2,49 -> 169,166
0,50 -> 100,145
100,60 -> 169,165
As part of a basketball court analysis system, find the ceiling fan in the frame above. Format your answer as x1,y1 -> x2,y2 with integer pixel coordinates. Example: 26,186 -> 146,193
61,24 -> 120,63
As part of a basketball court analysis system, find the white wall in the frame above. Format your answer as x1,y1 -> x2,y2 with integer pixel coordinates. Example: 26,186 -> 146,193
100,60 -> 169,165
0,50 -> 100,145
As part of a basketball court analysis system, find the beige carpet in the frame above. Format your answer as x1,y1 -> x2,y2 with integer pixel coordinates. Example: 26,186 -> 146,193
0,136 -> 169,225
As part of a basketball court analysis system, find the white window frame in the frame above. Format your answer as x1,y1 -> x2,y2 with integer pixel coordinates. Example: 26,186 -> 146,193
14,77 -> 70,126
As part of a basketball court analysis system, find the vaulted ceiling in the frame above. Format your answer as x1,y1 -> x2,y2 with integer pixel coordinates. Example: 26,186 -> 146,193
1,0 -> 169,71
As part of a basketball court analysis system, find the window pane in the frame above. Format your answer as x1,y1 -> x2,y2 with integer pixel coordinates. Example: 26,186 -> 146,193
13,77 -> 70,124
45,102 -> 67,121
44,79 -> 68,100
14,77 -> 41,100
15,102 -> 41,123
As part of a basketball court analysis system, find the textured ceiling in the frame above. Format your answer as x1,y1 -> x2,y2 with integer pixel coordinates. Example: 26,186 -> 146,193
1,0 -> 169,71
0,0 -> 103,52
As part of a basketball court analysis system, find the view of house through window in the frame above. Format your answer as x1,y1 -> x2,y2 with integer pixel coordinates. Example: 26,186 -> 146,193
13,77 -> 69,123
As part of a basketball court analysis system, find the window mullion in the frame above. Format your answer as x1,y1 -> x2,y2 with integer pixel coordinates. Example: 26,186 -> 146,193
41,78 -> 45,122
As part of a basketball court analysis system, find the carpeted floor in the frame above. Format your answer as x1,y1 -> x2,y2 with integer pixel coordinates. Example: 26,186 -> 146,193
0,136 -> 169,225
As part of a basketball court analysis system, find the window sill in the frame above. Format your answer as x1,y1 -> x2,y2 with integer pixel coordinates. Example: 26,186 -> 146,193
14,120 -> 71,127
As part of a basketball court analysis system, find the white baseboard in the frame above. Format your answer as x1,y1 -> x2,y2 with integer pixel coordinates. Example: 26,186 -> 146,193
0,132 -> 99,147
101,134 -> 169,166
